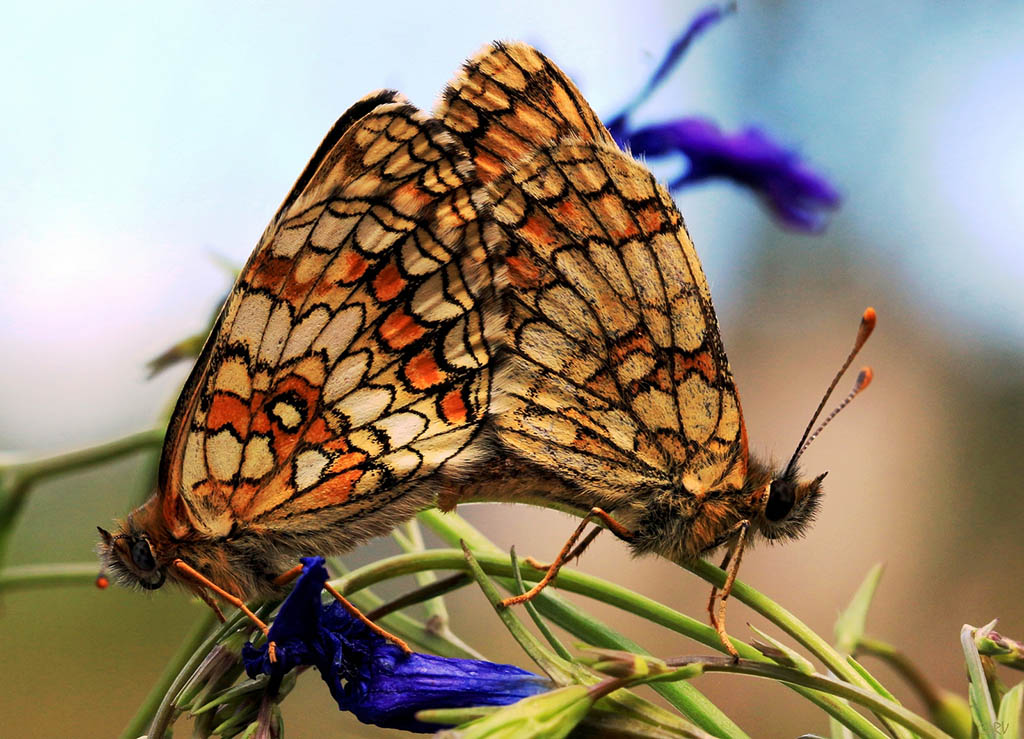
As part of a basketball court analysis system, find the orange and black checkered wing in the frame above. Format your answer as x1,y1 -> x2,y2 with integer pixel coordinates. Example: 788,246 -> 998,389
437,41 -> 616,187
157,92 -> 499,543
489,139 -> 748,504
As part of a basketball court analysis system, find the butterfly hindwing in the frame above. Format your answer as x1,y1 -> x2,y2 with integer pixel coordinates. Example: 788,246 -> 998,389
489,139 -> 748,505
159,94 -> 498,542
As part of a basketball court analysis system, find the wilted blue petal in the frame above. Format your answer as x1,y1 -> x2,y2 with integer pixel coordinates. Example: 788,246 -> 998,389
622,117 -> 840,231
243,557 -> 550,733
605,5 -> 841,232
607,2 -> 735,138
242,556 -> 333,675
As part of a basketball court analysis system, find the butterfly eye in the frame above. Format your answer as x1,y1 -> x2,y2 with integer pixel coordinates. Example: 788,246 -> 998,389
765,480 -> 796,522
131,538 -> 157,572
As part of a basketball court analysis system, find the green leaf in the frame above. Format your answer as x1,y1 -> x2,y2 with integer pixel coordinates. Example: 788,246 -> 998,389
834,563 -> 884,655
963,624 -> 999,739
459,541 -> 575,684
748,625 -> 814,674
996,682 -> 1024,739
440,684 -> 594,739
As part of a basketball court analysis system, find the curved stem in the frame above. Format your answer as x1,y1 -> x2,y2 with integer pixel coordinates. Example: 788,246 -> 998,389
858,636 -> 945,710
1,427 -> 164,496
0,428 -> 164,566
664,656 -> 951,739
334,549 -> 935,739
121,608 -> 221,739
0,562 -> 100,590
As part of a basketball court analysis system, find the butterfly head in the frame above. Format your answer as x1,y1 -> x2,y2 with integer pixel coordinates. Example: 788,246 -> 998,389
753,467 -> 827,542
96,521 -> 167,591
753,308 -> 877,543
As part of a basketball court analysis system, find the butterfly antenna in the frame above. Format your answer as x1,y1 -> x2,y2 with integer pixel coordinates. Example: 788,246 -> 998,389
785,307 -> 876,475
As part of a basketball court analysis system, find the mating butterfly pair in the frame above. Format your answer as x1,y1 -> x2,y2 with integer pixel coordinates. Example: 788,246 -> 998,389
98,42 -> 873,656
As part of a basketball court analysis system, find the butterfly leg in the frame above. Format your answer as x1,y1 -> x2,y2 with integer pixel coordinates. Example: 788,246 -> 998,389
706,520 -> 750,661
523,525 -> 602,571
171,559 -> 274,656
503,507 -> 633,607
322,582 -> 412,654
269,564 -> 412,655
195,586 -> 227,623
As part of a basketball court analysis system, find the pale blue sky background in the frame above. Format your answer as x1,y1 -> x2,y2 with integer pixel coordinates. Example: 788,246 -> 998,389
1,0 -> 1021,449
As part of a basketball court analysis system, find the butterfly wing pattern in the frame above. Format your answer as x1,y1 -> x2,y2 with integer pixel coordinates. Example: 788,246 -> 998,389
155,93 -> 500,590
489,142 -> 749,558
437,41 -> 615,187
438,43 -> 751,559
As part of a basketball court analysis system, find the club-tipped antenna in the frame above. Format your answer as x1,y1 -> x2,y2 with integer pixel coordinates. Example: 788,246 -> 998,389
785,307 -> 876,475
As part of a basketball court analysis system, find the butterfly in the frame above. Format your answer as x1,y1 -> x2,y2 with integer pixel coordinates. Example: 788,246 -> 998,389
434,42 -> 875,655
98,91 -> 502,648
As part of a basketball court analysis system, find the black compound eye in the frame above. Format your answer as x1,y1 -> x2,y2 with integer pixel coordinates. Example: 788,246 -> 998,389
131,538 -> 156,572
765,480 -> 796,522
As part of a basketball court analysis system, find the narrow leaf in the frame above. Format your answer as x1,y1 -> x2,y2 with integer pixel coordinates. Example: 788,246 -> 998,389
996,682 -> 1024,739
963,624 -> 999,739
835,564 -> 884,654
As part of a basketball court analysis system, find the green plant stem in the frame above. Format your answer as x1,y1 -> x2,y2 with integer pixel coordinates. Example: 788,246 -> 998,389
120,608 -> 221,739
858,636 -> 945,710
0,428 -> 164,565
334,548 -> 912,739
684,558 -> 865,685
328,557 -> 480,659
664,656 -> 952,739
418,509 -> 898,739
0,562 -> 100,590
398,519 -> 449,623
0,428 -> 164,497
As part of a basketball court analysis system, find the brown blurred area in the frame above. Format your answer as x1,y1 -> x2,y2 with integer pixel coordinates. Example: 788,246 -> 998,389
3,224 -> 1022,738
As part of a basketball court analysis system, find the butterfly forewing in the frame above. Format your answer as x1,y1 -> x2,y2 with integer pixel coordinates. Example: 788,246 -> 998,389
437,41 -> 615,187
489,140 -> 747,505
159,95 -> 498,544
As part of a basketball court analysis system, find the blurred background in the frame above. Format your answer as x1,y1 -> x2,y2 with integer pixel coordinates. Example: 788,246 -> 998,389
2,1 -> 1022,736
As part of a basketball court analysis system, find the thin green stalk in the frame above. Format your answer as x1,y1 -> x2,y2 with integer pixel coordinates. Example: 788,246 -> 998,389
327,556 -> 479,659
514,569 -> 886,739
120,608 -> 221,739
397,519 -> 448,623
417,510 -> 896,738
425,508 -> 891,709
510,547 -> 574,662
664,656 -> 952,739
335,549 -> 905,739
857,636 -> 946,711
0,427 -> 164,497
685,557 -> 877,687
0,562 -> 99,590
0,428 -> 164,565
334,546 -> 746,738
393,519 -> 481,657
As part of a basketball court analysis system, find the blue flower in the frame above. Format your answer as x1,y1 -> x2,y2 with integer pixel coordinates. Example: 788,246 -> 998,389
242,557 -> 550,733
607,3 -> 841,232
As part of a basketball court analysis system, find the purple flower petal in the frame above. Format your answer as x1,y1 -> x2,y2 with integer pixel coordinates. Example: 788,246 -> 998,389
605,6 -> 841,232
622,118 -> 840,231
608,2 -> 735,138
242,557 -> 550,733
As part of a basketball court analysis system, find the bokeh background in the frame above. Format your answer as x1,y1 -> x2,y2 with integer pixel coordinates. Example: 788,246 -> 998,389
2,1 -> 1022,736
